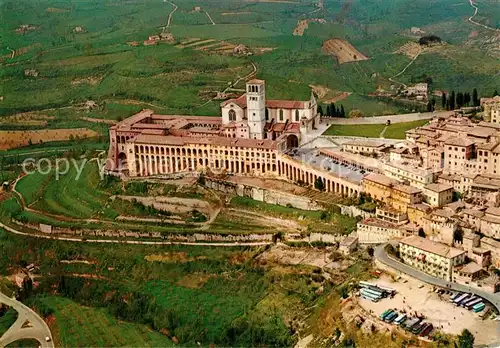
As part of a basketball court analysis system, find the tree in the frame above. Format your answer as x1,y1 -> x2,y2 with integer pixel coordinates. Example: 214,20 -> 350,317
418,228 -> 426,237
314,177 -> 325,191
431,98 -> 436,109
426,101 -> 432,112
330,103 -> 336,117
456,92 -> 464,108
457,329 -> 474,348
494,89 -> 499,97
464,92 -> 471,106
449,91 -> 456,110
441,92 -> 447,109
367,246 -> 374,257
472,88 -> 479,106
340,105 -> 346,118
326,104 -> 332,117
317,104 -> 324,116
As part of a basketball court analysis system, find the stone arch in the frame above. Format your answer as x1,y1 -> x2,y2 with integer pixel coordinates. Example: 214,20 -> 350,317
118,152 -> 127,171
286,134 -> 299,149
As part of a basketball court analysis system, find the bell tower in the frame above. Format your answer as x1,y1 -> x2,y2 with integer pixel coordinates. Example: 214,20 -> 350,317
246,79 -> 266,140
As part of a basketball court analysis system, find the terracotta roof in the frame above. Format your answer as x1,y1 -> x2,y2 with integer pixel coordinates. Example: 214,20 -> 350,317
424,183 -> 453,193
444,137 -> 474,147
485,206 -> 500,217
393,184 -> 421,195
266,100 -> 306,109
221,94 -> 247,108
247,78 -> 265,84
131,134 -> 277,150
400,236 -> 466,259
363,173 -> 399,187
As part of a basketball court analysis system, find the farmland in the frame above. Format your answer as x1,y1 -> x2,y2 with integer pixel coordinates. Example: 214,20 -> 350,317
0,128 -> 99,150
0,0 -> 498,124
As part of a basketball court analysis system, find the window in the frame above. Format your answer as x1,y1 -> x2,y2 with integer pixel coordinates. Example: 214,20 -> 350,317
228,109 -> 236,121
295,110 -> 300,122
279,109 -> 284,121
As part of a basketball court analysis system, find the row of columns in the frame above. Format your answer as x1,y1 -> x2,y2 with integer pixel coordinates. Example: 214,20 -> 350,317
135,155 -> 277,176
277,161 -> 359,197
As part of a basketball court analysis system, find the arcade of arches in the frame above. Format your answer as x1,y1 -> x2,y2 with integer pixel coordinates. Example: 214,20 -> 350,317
126,142 -> 361,198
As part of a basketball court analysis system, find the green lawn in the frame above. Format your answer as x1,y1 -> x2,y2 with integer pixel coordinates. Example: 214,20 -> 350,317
324,119 -> 428,139
34,296 -> 175,348
323,123 -> 386,138
0,307 -> 18,337
383,119 -> 429,139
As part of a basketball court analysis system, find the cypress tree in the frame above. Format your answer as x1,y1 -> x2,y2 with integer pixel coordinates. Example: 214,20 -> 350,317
473,88 -> 479,106
441,92 -> 446,109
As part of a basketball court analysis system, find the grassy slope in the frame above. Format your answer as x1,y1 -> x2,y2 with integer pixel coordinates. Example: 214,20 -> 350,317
0,308 -> 18,336
36,296 -> 175,347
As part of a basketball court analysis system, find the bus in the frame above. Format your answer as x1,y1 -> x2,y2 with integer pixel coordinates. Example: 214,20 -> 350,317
361,291 -> 380,302
449,292 -> 461,302
411,322 -> 426,334
465,298 -> 483,310
380,309 -> 393,320
394,314 -> 407,325
361,288 -> 383,298
403,318 -> 421,330
453,293 -> 469,305
473,303 -> 485,313
420,323 -> 434,337
462,296 -> 477,307
384,312 -> 398,322
361,294 -> 379,302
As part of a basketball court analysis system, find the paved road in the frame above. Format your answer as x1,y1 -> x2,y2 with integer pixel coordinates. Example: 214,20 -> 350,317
374,244 -> 500,313
0,292 -> 54,348
322,110 -> 452,125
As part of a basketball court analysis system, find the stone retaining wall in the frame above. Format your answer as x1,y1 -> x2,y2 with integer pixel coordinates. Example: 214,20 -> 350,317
204,177 -> 321,211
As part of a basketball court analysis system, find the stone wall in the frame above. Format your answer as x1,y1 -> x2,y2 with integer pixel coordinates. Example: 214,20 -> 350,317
339,204 -> 373,219
204,177 -> 322,210
12,218 -> 348,244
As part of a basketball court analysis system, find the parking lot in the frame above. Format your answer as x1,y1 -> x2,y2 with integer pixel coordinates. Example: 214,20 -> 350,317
289,148 -> 366,184
358,275 -> 500,345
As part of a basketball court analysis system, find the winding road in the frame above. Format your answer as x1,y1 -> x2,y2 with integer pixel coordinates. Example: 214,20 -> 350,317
0,292 -> 54,348
467,0 -> 499,32
374,243 -> 500,313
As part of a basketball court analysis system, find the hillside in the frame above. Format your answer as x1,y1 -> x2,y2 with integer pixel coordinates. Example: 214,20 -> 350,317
0,0 -> 498,122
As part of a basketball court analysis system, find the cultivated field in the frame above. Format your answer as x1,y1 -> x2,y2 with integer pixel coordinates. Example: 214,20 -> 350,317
0,129 -> 99,150
0,0 -> 498,124
323,39 -> 369,64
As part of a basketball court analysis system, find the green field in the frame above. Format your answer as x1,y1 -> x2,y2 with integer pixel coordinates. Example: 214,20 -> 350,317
0,0 -> 498,123
324,119 -> 428,139
0,307 -> 17,336
33,296 -> 175,347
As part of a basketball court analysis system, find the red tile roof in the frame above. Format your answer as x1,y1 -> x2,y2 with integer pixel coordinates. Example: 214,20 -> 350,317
266,100 -> 306,109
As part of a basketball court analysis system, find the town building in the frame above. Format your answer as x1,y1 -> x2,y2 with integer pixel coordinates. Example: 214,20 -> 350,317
363,173 -> 422,213
342,139 -> 390,156
399,236 -> 466,281
339,236 -> 358,255
356,218 -> 407,244
422,183 -> 453,207
383,161 -> 438,189
482,96 -> 500,124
